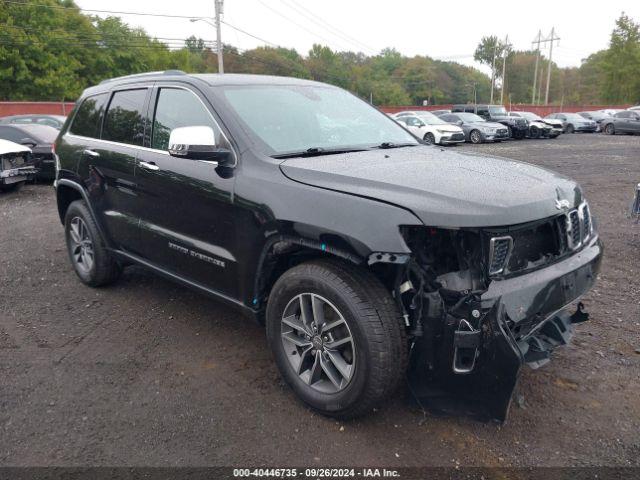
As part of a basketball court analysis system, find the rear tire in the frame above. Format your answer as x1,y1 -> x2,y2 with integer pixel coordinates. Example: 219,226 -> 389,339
266,259 -> 408,419
566,124 -> 575,134
64,200 -> 122,287
604,123 -> 615,135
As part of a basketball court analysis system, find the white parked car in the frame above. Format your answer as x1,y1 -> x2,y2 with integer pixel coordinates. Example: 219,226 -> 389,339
0,139 -> 36,192
393,111 -> 465,145
627,105 -> 640,111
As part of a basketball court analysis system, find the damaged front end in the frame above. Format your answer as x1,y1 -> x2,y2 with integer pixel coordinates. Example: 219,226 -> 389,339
387,204 -> 603,422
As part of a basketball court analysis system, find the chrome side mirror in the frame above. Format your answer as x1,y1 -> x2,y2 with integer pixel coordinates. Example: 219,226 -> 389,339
168,126 -> 232,165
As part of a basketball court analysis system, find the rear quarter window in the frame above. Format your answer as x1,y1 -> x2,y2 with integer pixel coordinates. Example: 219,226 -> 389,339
69,93 -> 109,138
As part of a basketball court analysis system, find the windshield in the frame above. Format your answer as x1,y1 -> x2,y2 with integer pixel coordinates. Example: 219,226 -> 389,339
457,113 -> 485,123
220,85 -> 419,155
416,112 -> 447,125
488,106 -> 507,115
564,113 -> 585,121
583,112 -> 608,120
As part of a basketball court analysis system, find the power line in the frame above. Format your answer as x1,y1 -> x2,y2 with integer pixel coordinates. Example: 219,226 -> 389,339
220,20 -> 280,48
255,0 -> 351,52
276,0 -> 376,54
0,0 -> 214,20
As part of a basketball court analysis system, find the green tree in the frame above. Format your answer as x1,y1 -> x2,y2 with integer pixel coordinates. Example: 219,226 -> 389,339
602,13 -> 640,103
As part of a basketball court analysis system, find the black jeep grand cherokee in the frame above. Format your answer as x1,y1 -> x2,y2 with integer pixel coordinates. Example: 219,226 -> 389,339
54,72 -> 602,420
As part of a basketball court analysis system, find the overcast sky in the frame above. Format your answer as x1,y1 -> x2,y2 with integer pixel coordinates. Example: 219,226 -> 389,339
76,0 -> 640,72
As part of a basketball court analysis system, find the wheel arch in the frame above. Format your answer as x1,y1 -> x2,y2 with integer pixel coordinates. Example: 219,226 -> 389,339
56,179 -> 112,248
251,232 -> 408,320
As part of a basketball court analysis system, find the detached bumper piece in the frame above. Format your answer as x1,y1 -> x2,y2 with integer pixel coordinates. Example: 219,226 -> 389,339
408,301 -> 590,423
407,237 -> 602,423
518,303 -> 588,369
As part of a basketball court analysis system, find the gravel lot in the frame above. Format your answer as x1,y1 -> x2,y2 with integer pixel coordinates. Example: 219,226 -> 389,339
1,133 -> 639,468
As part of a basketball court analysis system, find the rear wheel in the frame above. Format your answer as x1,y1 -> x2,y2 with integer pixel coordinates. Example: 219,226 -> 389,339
64,200 -> 122,287
470,129 -> 483,144
604,123 -> 615,135
423,132 -> 436,145
566,124 -> 575,134
266,259 -> 408,418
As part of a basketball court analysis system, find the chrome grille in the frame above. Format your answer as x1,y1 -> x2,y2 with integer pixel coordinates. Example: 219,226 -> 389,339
568,210 -> 581,248
488,201 -> 594,276
564,202 -> 594,251
488,236 -> 513,275
581,203 -> 592,239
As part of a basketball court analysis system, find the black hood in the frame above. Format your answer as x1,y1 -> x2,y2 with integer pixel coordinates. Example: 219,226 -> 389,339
279,146 -> 582,228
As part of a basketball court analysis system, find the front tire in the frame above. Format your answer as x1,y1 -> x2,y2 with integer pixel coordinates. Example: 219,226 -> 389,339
566,124 -> 575,134
470,129 -> 483,144
266,259 -> 408,419
604,123 -> 615,135
64,200 -> 122,287
529,126 -> 540,139
423,132 -> 436,145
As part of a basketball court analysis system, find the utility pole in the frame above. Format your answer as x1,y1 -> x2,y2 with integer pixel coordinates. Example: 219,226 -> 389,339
215,0 -> 224,74
500,34 -> 511,105
544,27 -> 559,105
531,30 -> 542,104
489,41 -> 497,104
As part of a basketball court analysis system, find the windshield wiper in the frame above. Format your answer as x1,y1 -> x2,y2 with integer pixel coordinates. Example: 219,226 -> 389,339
272,147 -> 368,159
372,142 -> 418,149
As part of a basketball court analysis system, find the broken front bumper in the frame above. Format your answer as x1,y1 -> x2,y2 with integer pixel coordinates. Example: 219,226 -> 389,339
409,235 -> 603,422
0,166 -> 38,185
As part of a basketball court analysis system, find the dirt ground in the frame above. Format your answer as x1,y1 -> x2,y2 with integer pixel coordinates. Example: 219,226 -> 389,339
0,134 -> 638,468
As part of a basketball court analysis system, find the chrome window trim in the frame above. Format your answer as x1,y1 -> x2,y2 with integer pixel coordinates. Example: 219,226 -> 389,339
65,84 -> 238,167
150,83 -> 238,167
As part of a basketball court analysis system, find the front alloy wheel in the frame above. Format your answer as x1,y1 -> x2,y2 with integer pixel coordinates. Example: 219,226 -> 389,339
423,132 -> 436,145
281,293 -> 355,393
266,260 -> 408,418
470,130 -> 482,144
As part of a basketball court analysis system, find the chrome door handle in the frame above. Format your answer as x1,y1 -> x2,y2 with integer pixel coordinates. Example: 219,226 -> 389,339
138,161 -> 159,171
83,149 -> 100,157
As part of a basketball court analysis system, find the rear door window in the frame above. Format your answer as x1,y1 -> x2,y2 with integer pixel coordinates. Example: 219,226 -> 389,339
102,89 -> 148,146
69,93 -> 109,138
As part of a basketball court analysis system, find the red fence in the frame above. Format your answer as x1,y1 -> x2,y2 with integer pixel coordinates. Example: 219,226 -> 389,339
380,104 -> 631,116
0,101 -> 76,117
0,101 -> 632,119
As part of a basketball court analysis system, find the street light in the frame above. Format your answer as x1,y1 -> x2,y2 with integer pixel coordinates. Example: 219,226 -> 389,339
190,11 -> 223,74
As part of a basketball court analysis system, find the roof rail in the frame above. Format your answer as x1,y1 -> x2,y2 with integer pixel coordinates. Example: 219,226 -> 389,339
99,70 -> 187,85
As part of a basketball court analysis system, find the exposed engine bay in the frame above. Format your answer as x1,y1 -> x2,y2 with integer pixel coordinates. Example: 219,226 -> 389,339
383,206 -> 601,422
